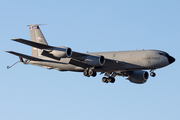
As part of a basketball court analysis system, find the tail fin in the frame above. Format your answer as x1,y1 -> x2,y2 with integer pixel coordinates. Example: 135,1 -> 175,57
27,24 -> 48,57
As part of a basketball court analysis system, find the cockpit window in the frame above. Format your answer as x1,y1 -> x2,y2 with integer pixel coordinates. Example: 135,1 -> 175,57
159,52 -> 169,57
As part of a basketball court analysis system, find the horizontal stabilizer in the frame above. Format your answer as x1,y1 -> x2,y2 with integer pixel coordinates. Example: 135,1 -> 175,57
11,38 -> 54,49
6,51 -> 43,61
27,24 -> 46,27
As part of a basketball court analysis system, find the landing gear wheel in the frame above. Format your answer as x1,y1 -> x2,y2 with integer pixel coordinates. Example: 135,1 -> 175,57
110,77 -> 115,83
88,70 -> 96,77
83,70 -> 88,76
107,77 -> 115,83
102,77 -> 115,83
92,71 -> 97,77
107,77 -> 112,83
150,72 -> 156,77
83,70 -> 90,77
84,68 -> 96,77
102,77 -> 108,83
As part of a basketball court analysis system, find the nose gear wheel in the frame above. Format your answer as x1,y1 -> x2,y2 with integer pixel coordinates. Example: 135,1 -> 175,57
150,69 -> 156,77
150,72 -> 156,77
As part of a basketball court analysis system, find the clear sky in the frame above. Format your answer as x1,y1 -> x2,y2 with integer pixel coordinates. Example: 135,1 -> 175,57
1,0 -> 179,120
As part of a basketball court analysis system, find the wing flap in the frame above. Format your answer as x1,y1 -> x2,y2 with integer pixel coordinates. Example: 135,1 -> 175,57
72,52 -> 125,66
69,59 -> 90,69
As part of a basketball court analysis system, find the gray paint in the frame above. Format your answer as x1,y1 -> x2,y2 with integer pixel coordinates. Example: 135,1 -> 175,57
6,25 -> 175,84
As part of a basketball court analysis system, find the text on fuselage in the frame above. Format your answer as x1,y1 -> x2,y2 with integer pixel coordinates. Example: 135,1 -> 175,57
142,57 -> 160,60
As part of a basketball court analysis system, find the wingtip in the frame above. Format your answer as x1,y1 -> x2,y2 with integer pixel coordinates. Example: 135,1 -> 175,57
11,38 -> 22,41
5,51 -> 13,54
5,51 -> 10,53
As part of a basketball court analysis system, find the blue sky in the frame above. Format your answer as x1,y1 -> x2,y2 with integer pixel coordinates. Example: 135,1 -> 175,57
0,0 -> 179,120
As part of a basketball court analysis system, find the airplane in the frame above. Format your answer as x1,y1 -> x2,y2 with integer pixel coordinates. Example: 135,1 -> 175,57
6,24 -> 175,84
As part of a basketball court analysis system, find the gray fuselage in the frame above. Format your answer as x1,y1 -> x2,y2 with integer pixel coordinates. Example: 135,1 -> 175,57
30,50 -> 171,72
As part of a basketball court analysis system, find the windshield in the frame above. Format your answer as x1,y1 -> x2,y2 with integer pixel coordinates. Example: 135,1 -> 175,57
159,52 -> 169,57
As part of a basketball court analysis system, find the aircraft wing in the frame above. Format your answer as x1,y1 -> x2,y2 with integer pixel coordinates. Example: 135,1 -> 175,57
12,38 -> 54,49
6,51 -> 43,61
12,38 -> 71,53
11,38 -> 101,59
10,38 -> 125,68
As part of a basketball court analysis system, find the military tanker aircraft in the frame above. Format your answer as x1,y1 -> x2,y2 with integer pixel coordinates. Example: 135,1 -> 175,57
6,25 -> 175,84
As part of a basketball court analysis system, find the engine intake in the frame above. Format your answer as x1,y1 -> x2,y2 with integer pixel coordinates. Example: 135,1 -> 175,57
85,56 -> 105,66
128,71 -> 149,84
51,47 -> 72,58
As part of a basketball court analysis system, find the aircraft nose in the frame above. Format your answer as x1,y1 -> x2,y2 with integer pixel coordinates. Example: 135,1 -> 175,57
167,55 -> 175,64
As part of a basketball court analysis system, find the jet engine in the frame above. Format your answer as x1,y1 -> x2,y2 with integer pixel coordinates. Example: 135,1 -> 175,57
85,56 -> 105,66
128,71 -> 149,84
51,47 -> 72,58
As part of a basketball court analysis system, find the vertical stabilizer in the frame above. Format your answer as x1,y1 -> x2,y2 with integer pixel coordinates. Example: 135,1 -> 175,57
27,24 -> 48,57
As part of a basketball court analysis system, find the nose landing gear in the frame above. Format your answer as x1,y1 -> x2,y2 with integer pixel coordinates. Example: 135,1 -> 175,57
150,69 -> 156,77
150,72 -> 156,77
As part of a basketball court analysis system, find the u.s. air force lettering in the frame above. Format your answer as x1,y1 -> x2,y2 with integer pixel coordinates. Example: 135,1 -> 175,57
142,57 -> 160,60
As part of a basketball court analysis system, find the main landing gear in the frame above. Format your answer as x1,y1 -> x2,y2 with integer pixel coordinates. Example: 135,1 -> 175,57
83,68 -> 97,77
150,69 -> 156,77
101,72 -> 116,83
102,77 -> 115,83
83,69 -> 116,83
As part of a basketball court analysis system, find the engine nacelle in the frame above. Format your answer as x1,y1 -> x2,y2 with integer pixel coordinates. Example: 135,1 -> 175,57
51,47 -> 72,58
128,71 -> 149,84
85,56 -> 105,66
